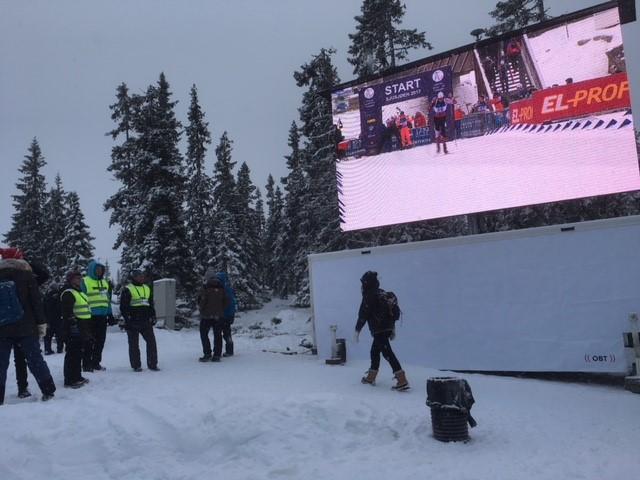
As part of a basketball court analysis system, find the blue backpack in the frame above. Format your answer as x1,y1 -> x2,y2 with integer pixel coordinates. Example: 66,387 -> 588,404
0,280 -> 24,327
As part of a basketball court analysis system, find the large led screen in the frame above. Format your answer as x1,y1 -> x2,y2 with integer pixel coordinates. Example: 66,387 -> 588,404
333,5 -> 639,231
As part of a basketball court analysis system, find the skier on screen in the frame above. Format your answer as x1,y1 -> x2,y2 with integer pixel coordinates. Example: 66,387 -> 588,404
431,91 -> 449,154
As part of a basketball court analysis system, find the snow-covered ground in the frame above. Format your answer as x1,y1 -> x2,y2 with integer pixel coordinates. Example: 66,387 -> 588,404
337,112 -> 640,231
1,299 -> 638,480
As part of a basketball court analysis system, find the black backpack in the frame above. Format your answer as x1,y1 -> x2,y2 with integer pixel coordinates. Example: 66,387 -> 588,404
377,290 -> 400,323
0,280 -> 24,327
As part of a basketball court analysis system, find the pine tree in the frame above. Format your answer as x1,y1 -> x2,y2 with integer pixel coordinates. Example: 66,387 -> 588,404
275,122 -> 307,296
62,191 -> 94,273
5,138 -> 49,262
184,84 -> 214,278
253,188 -> 266,289
104,82 -> 141,273
234,162 -> 263,307
135,73 -> 193,289
486,0 -> 549,37
43,173 -> 68,281
269,186 -> 287,297
263,174 -> 280,290
293,48 -> 345,305
210,132 -> 245,304
348,0 -> 431,78
105,74 -> 193,291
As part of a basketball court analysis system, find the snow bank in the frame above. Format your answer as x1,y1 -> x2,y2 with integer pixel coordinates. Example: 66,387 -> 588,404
1,299 -> 638,480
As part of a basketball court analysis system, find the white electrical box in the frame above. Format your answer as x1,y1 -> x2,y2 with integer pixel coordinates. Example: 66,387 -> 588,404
153,278 -> 176,330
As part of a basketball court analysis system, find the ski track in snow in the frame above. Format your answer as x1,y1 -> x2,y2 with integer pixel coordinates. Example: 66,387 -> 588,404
0,299 -> 638,480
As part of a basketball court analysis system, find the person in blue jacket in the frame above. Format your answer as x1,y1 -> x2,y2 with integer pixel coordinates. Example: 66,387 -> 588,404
215,271 -> 237,357
81,260 -> 115,371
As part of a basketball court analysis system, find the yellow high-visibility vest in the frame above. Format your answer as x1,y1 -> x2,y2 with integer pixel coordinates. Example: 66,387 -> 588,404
61,289 -> 92,320
126,284 -> 151,308
82,277 -> 110,310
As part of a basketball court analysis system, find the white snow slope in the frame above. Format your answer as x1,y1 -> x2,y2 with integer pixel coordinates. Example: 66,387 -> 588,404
1,299 -> 638,480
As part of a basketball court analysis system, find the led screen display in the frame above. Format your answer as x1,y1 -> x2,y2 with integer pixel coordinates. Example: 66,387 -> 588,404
333,6 -> 639,231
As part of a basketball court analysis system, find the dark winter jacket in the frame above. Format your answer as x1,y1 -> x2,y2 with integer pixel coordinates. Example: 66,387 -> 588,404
0,259 -> 46,338
27,259 -> 50,286
215,272 -> 237,319
356,290 -> 395,335
44,284 -> 63,328
198,279 -> 229,319
120,281 -> 156,328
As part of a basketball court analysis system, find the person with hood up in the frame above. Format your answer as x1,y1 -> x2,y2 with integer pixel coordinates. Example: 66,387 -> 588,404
355,271 -> 409,391
198,269 -> 230,362
81,260 -> 114,371
60,270 -> 91,389
216,271 -> 237,357
0,249 -> 56,404
120,269 -> 159,372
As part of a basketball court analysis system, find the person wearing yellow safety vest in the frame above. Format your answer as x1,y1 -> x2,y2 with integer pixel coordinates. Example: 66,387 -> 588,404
81,260 -> 114,372
119,269 -> 159,372
60,271 -> 91,389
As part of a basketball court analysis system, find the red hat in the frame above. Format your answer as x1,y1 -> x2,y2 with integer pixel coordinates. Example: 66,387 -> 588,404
0,247 -> 24,260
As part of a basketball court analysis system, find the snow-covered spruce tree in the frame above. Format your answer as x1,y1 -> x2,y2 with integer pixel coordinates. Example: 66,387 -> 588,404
184,84 -> 214,279
269,186 -> 287,297
4,138 -> 49,262
234,162 -> 263,308
263,175 -> 289,296
62,191 -> 94,273
106,74 -> 194,292
104,82 -> 143,277
135,73 -> 194,291
43,173 -> 69,281
348,0 -> 431,78
210,132 -> 244,304
292,48 -> 345,306
252,188 -> 267,291
485,0 -> 549,37
274,121 -> 307,297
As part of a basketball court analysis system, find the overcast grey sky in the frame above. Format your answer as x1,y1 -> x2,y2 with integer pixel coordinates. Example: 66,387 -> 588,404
1,0 -> 638,267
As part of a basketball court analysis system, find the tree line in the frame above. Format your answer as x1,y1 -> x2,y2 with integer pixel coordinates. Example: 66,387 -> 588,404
5,0 -> 640,309
4,139 -> 95,283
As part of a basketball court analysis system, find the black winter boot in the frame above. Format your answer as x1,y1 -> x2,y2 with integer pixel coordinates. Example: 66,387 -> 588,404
18,388 -> 32,399
223,342 -> 234,357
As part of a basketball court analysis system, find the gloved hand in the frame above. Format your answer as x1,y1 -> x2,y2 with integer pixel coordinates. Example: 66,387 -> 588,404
38,324 -> 47,337
390,328 -> 396,341
106,314 -> 117,326
353,330 -> 360,343
118,319 -> 127,331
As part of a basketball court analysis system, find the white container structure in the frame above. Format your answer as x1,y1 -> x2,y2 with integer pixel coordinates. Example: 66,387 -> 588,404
309,215 -> 640,374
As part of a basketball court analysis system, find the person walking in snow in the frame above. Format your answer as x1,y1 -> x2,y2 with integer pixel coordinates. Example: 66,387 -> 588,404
60,270 -> 91,389
198,271 -> 229,362
120,270 -> 159,372
216,271 -> 237,357
81,260 -> 115,371
355,271 -> 409,391
0,250 -> 56,404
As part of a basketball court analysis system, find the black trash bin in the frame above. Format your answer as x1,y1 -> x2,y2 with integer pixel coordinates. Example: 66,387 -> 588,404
426,377 -> 477,442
